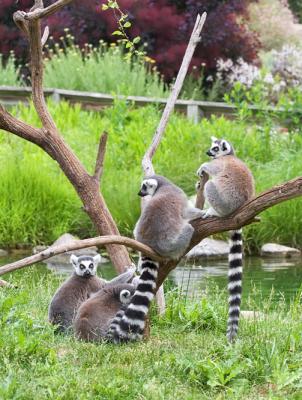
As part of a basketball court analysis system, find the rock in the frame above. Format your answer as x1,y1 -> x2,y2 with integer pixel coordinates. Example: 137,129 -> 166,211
186,238 -> 229,261
261,243 -> 301,258
0,249 -> 8,257
33,233 -> 102,265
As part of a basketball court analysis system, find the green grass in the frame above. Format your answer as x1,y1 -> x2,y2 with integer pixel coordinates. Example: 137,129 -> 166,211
1,100 -> 302,250
1,267 -> 302,399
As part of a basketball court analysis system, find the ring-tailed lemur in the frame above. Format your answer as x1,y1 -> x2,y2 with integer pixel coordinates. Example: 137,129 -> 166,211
74,282 -> 136,342
49,254 -> 135,332
107,175 -> 203,343
197,137 -> 255,341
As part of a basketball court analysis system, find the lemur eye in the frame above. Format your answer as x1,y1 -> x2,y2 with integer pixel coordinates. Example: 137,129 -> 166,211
79,264 -> 85,270
213,146 -> 219,152
89,263 -> 94,269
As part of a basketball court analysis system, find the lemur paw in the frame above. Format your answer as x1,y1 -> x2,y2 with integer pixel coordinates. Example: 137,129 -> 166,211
200,209 -> 219,219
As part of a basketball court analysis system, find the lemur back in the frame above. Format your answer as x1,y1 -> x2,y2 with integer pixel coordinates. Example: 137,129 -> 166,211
197,137 -> 255,341
74,283 -> 136,342
134,174 -> 203,259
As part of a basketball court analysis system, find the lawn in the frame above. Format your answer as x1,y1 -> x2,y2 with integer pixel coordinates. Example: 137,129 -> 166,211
1,266 -> 302,399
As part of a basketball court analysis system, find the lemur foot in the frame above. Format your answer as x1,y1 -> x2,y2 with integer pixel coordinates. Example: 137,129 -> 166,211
200,208 -> 220,219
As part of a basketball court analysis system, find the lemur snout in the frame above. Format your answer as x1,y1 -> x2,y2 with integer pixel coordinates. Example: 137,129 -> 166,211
138,190 -> 147,197
206,149 -> 213,157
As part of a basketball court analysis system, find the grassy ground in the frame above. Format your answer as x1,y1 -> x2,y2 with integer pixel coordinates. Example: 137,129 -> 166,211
1,267 -> 302,399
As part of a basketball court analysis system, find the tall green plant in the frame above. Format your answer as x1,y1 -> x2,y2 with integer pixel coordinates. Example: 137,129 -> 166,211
0,53 -> 22,87
44,37 -> 166,97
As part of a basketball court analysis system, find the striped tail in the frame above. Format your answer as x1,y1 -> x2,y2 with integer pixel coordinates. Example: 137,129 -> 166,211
107,307 -> 127,338
107,256 -> 159,343
227,229 -> 243,342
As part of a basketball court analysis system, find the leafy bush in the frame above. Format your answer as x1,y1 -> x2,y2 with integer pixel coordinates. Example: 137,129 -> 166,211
44,38 -> 166,97
0,53 -> 22,86
1,100 -> 302,250
247,0 -> 302,51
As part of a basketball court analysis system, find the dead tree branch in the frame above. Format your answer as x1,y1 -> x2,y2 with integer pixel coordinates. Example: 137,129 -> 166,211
142,12 -> 207,176
2,177 -> 301,286
0,236 -> 163,277
0,1 -> 131,273
139,13 -> 207,315
94,132 -> 108,183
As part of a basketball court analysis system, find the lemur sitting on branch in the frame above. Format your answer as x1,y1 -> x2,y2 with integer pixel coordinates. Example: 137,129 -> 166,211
107,175 -> 203,343
197,137 -> 255,341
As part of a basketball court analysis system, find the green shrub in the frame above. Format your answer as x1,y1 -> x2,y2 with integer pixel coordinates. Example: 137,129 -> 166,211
44,40 -> 166,98
1,100 -> 301,249
0,53 -> 22,87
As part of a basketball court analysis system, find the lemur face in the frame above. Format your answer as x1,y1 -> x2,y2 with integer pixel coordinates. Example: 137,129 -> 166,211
138,178 -> 158,197
70,254 -> 101,277
206,136 -> 234,159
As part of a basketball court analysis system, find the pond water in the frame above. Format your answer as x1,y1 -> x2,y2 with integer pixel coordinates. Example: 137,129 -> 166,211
2,255 -> 302,306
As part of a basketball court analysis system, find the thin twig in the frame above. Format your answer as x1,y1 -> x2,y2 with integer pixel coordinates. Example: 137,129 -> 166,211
142,12 -> 207,176
94,132 -> 108,183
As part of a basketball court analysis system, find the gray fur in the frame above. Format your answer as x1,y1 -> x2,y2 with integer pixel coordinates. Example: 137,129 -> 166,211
74,283 -> 135,342
48,254 -> 104,332
134,174 -> 203,259
49,254 -> 136,333
197,138 -> 254,218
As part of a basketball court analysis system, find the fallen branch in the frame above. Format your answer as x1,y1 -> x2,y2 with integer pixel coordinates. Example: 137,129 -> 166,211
0,235 -> 163,277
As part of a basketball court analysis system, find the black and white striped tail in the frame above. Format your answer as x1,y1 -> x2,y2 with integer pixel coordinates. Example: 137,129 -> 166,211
227,229 -> 243,342
107,256 -> 158,343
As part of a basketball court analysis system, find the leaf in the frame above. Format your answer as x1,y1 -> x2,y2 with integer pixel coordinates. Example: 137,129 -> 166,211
123,21 -> 131,28
112,31 -> 123,36
101,4 -> 108,10
133,37 -> 141,44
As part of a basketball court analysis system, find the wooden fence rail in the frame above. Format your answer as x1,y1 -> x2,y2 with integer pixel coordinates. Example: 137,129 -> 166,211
0,86 -> 301,123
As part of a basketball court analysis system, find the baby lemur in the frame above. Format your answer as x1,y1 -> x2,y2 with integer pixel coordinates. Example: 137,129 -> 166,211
74,283 -> 136,342
197,137 -> 255,342
48,254 -> 135,332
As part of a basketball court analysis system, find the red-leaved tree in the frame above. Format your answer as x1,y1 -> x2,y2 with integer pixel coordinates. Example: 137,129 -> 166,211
0,0 -> 259,80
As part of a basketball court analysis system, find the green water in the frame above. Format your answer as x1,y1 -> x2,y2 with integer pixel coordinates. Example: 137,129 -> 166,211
171,257 -> 302,306
2,255 -> 302,306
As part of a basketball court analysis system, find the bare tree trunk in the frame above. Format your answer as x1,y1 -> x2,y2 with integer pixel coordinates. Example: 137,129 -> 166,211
0,1 -> 131,273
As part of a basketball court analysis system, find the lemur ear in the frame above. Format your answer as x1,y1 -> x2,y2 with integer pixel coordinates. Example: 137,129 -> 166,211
70,254 -> 78,266
221,140 -> 228,152
93,254 -> 101,265
211,136 -> 218,142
